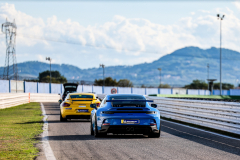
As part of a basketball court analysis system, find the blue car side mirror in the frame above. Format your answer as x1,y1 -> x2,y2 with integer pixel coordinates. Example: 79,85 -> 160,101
151,104 -> 158,108
90,104 -> 97,109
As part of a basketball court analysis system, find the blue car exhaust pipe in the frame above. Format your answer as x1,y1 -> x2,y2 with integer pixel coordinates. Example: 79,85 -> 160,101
126,127 -> 134,132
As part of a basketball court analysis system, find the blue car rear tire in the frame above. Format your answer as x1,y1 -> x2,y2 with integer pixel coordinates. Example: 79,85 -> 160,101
94,115 -> 106,137
149,123 -> 161,138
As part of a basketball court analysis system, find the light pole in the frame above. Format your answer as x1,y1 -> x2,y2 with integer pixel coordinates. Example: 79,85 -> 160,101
100,64 -> 105,93
207,64 -> 209,90
217,14 -> 224,95
158,68 -> 161,87
46,57 -> 52,93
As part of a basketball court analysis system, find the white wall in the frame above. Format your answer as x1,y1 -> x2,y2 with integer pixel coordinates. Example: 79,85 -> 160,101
51,83 -> 62,94
25,82 -> 38,93
0,80 -> 9,93
118,87 -> 132,94
132,88 -> 145,95
82,85 -> 92,93
159,88 -> 171,94
11,80 -> 24,93
146,88 -> 158,95
38,83 -> 49,93
93,86 -> 102,94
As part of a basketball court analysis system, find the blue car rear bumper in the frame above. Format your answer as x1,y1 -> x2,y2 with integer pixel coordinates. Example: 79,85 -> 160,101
99,125 -> 159,134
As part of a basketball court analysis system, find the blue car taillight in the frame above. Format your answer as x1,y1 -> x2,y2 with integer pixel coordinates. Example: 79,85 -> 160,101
102,119 -> 110,125
150,119 -> 156,126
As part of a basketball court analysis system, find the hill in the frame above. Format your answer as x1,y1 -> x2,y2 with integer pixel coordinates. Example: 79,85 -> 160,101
0,46 -> 239,87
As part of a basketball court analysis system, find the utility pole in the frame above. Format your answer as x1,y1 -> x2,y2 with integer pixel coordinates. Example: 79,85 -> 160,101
46,57 -> 52,93
217,14 -> 225,95
2,19 -> 18,81
158,68 -> 161,87
100,64 -> 105,93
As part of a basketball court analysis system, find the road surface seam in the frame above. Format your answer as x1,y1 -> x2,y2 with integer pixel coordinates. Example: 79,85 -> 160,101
162,119 -> 240,141
41,103 -> 56,160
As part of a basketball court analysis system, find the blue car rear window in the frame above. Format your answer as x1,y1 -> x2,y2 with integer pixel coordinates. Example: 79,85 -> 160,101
108,95 -> 145,100
70,95 -> 93,99
108,95 -> 146,107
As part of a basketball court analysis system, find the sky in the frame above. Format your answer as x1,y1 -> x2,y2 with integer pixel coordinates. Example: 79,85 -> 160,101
0,1 -> 240,69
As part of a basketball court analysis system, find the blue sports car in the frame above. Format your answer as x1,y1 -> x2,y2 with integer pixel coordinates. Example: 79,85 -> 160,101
90,94 -> 161,138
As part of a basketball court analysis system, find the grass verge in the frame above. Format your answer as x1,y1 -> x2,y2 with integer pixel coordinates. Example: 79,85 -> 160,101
161,117 -> 240,139
0,102 -> 43,160
150,94 -> 240,100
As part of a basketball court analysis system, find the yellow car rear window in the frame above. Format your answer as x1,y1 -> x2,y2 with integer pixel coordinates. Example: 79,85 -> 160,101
70,95 -> 93,99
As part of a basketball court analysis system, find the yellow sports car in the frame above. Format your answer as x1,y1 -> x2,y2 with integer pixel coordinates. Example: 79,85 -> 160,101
60,93 -> 101,122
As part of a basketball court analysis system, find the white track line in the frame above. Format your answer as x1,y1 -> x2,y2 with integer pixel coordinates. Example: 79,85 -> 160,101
161,119 -> 240,141
41,103 -> 56,160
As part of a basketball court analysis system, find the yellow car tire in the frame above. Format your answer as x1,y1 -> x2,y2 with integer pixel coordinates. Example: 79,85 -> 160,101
60,112 -> 67,122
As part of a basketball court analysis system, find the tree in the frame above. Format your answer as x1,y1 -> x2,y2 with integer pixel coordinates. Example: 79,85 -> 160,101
213,83 -> 234,90
184,80 -> 208,89
94,77 -> 118,86
39,70 -> 67,83
118,79 -> 133,87
158,84 -> 171,88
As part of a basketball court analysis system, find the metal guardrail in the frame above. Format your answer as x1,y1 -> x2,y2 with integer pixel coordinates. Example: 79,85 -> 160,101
147,96 -> 240,135
0,93 -> 29,109
0,93 -> 60,109
169,97 -> 240,102
30,93 -> 60,102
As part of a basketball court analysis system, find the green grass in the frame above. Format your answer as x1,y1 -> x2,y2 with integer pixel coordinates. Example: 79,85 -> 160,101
149,94 -> 240,100
0,103 -> 43,160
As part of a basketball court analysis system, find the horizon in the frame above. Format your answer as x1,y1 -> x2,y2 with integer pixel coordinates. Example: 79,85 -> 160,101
1,46 -> 240,87
0,45 -> 236,69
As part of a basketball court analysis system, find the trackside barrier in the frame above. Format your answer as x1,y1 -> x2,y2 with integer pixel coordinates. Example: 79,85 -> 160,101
0,93 -> 29,109
0,80 -> 9,93
2,80 -> 240,95
30,93 -> 60,102
147,96 -> 240,135
0,93 -> 60,109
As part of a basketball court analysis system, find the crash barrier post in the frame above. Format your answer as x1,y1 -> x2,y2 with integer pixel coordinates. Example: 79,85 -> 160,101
147,96 -> 240,135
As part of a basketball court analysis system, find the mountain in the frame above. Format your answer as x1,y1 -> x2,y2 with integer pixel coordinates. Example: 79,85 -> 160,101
1,46 -> 240,87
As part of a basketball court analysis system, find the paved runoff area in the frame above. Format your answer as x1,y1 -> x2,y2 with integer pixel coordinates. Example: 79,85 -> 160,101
38,102 -> 240,160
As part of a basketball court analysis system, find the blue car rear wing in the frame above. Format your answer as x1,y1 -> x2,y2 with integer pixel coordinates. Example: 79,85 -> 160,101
106,100 -> 153,102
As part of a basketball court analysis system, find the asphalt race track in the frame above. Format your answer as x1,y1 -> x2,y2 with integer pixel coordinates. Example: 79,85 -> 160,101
39,102 -> 240,160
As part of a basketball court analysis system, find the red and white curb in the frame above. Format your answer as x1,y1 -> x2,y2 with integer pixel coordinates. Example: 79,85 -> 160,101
41,103 -> 56,160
